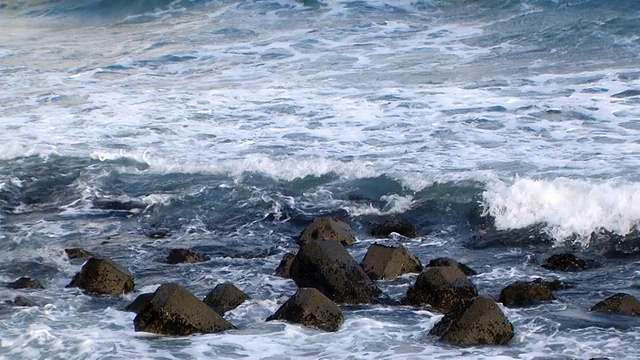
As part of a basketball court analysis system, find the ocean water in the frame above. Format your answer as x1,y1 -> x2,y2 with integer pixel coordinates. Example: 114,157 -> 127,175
1,0 -> 640,358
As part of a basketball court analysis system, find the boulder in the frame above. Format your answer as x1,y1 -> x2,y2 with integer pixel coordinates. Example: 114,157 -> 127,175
426,257 -> 477,276
64,248 -> 94,260
67,257 -> 135,295
298,217 -> 356,246
371,217 -> 418,238
203,283 -> 249,315
402,266 -> 477,313
591,293 -> 640,316
290,238 -> 381,304
166,248 -> 209,264
360,244 -> 422,280
266,288 -> 344,332
125,293 -> 155,314
134,283 -> 234,335
498,281 -> 556,308
12,296 -> 38,307
275,252 -> 295,278
429,296 -> 514,346
7,277 -> 44,290
531,278 -> 573,291
541,253 -> 590,271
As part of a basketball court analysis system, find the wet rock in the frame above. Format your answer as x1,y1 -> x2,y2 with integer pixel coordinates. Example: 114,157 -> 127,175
12,296 -> 38,307
612,89 -> 640,98
125,293 -> 155,314
144,229 -> 170,239
266,288 -> 344,332
275,252 -> 295,278
360,244 -> 422,280
7,277 -> 44,290
166,248 -> 209,264
297,216 -> 356,246
531,278 -> 574,291
134,283 -> 234,335
467,218 -> 553,249
203,283 -> 249,315
370,217 -> 418,238
402,266 -> 477,313
591,293 -> 640,316
67,257 -> 135,295
588,228 -> 640,257
429,296 -> 514,346
426,257 -> 477,276
541,253 -> 590,271
290,238 -> 381,304
64,248 -> 94,260
498,281 -> 556,308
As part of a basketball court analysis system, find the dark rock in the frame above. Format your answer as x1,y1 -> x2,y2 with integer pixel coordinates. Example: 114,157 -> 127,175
125,293 -> 155,314
612,89 -> 640,98
290,239 -> 381,304
531,278 -> 573,291
266,288 -> 344,332
7,277 -> 44,290
67,257 -> 135,295
145,229 -> 170,239
426,257 -> 477,276
134,283 -> 234,335
402,266 -> 477,313
467,221 -> 553,249
498,281 -> 556,308
541,253 -> 590,271
13,296 -> 38,307
429,296 -> 514,346
588,228 -> 640,257
297,216 -> 356,246
203,283 -> 249,315
591,293 -> 640,316
64,248 -> 94,260
275,253 -> 295,278
166,248 -> 209,264
370,217 -> 418,238
360,244 -> 422,280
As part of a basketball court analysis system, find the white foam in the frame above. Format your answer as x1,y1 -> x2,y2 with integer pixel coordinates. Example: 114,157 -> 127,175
344,194 -> 415,216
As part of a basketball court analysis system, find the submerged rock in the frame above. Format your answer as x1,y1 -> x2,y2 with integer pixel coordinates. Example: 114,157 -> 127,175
203,283 -> 249,315
7,277 -> 44,290
297,216 -> 356,246
166,248 -> 209,264
426,257 -> 477,276
64,248 -> 94,260
541,253 -> 590,271
67,257 -> 135,295
429,296 -> 514,346
134,283 -> 234,335
12,296 -> 38,307
402,266 -> 477,313
498,280 -> 556,308
531,278 -> 574,291
275,252 -> 295,278
360,244 -> 422,280
370,217 -> 419,238
267,288 -> 344,332
125,293 -> 155,314
290,238 -> 381,304
591,293 -> 640,316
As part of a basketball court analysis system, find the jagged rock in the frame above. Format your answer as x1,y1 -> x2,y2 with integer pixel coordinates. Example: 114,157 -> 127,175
541,253 -> 590,271
275,252 -> 295,278
266,288 -> 344,332
426,257 -> 477,276
531,278 -> 573,291
125,293 -> 155,314
134,283 -> 235,335
360,244 -> 422,280
13,296 -> 38,307
402,266 -> 477,313
7,277 -> 44,290
290,238 -> 381,304
67,257 -> 135,295
370,217 -> 418,238
166,248 -> 209,264
591,293 -> 640,316
64,248 -> 94,260
297,217 -> 356,246
467,219 -> 553,249
429,296 -> 514,346
203,283 -> 249,315
498,281 -> 556,308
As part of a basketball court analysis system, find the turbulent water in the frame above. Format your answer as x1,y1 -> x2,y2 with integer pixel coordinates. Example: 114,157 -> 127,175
1,0 -> 640,358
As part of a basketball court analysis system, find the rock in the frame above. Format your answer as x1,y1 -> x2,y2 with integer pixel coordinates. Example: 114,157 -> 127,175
591,293 -> 640,316
7,277 -> 44,290
360,244 -> 422,280
266,288 -> 344,332
290,238 -> 381,304
498,281 -> 556,308
275,252 -> 295,278
13,296 -> 38,307
203,283 -> 249,315
134,283 -> 234,335
426,257 -> 477,276
64,248 -> 94,260
402,266 -> 477,313
67,257 -> 135,295
531,278 -> 573,291
166,248 -> 209,264
429,296 -> 514,346
370,217 -> 419,238
125,293 -> 155,314
541,253 -> 590,271
297,216 -> 356,246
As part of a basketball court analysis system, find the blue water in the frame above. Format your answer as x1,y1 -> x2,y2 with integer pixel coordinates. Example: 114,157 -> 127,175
1,0 -> 640,358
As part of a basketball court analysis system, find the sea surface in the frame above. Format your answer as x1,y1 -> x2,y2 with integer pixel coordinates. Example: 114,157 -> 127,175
1,0 -> 640,359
